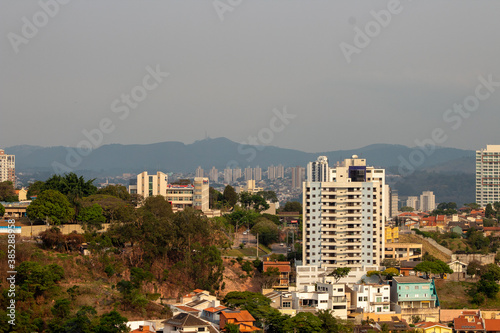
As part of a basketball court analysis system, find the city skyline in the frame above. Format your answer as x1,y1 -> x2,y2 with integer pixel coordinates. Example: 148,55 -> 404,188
2,1 -> 500,152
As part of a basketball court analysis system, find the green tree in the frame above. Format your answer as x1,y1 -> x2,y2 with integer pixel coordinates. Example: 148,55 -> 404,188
328,267 -> 351,283
225,323 -> 240,333
251,194 -> 270,212
51,298 -> 71,319
26,190 -> 74,225
317,309 -> 353,333
486,203 -> 495,218
223,185 -> 238,207
27,180 -> 45,198
209,187 -> 224,209
289,312 -> 322,333
414,260 -> 453,278
251,218 -> 279,246
77,203 -> 106,224
17,261 -> 64,297
257,190 -> 278,203
283,201 -> 302,212
223,291 -> 275,323
0,202 -> 4,217
96,184 -> 131,202
0,181 -> 18,202
95,311 -> 129,333
400,206 -> 414,212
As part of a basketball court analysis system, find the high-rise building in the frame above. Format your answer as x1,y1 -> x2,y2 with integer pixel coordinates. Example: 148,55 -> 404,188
224,168 -> 233,183
307,156 -> 329,182
195,166 -> 204,178
209,167 -> 218,183
233,168 -> 242,182
406,196 -> 419,211
193,177 -> 210,211
267,165 -> 276,180
292,166 -> 304,189
244,167 -> 253,181
419,191 -> 436,212
276,164 -> 285,178
254,166 -> 262,181
0,149 -> 15,186
391,190 -> 399,217
476,145 -> 500,207
303,155 -> 386,270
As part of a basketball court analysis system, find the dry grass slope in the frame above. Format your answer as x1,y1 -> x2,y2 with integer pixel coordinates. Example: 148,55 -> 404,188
399,234 -> 451,262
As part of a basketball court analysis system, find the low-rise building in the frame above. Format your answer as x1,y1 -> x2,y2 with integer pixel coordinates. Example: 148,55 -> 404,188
390,277 -> 439,321
414,322 -> 452,333
162,313 -> 216,333
351,283 -> 391,314
262,260 -> 291,289
220,310 -> 259,332
384,243 -> 422,263
454,311 -> 485,333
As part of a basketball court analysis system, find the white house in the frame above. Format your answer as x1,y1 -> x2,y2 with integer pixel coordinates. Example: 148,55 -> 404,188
351,283 -> 391,313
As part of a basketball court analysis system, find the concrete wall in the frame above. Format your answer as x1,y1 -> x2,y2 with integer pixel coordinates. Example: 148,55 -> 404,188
399,307 -> 440,323
19,223 -> 111,237
451,253 -> 496,265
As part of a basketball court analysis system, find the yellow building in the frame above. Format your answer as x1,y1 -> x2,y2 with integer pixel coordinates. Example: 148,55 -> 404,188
415,322 -> 452,333
385,226 -> 399,243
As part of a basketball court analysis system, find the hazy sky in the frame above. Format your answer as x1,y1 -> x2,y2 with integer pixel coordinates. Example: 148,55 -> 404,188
2,0 -> 500,153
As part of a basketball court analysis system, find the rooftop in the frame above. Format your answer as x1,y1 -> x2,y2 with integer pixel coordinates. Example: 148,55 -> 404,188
393,276 -> 429,283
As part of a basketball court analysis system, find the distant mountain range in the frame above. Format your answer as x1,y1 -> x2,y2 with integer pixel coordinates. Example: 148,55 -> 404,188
5,137 -> 475,175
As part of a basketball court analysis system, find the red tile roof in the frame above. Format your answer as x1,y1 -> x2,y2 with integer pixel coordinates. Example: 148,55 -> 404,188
222,310 -> 256,322
263,261 -> 291,273
175,305 -> 200,313
454,315 -> 484,330
415,322 -> 450,330
204,306 -> 227,313
485,319 -> 500,331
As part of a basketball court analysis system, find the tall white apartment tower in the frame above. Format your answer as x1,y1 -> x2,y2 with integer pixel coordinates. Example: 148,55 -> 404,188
195,166 -> 204,178
476,145 -> 500,207
254,166 -> 262,181
0,149 -> 15,186
224,168 -> 233,183
307,156 -> 329,182
406,196 -> 419,211
303,155 -> 386,270
419,191 -> 436,212
209,167 -> 218,183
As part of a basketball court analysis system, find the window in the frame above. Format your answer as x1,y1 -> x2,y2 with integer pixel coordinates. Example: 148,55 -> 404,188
358,297 -> 363,301
415,286 -> 419,289
283,301 -> 291,308
198,328 -> 206,332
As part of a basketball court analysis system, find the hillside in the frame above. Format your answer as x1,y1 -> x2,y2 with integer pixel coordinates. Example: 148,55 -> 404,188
399,234 -> 451,262
5,139 -> 474,175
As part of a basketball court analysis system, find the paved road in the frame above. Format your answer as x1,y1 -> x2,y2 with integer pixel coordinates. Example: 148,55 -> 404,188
270,243 -> 288,254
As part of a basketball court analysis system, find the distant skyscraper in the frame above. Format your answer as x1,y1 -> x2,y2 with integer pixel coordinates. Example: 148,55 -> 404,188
244,167 -> 253,181
292,166 -> 304,189
307,156 -> 329,182
267,165 -> 276,180
233,168 -> 242,182
391,189 -> 399,217
224,168 -> 233,183
476,145 -> 500,207
195,166 -> 204,178
276,164 -> 285,178
209,167 -> 218,183
254,166 -> 262,181
406,196 -> 419,211
0,149 -> 15,187
419,191 -> 436,212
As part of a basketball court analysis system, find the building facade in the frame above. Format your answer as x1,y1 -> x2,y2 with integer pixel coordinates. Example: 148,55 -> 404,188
0,149 -> 15,186
307,156 -> 329,182
406,196 -> 419,211
476,145 -> 500,207
420,191 -> 436,212
303,155 -> 386,269
292,166 -> 304,189
129,172 -> 209,212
